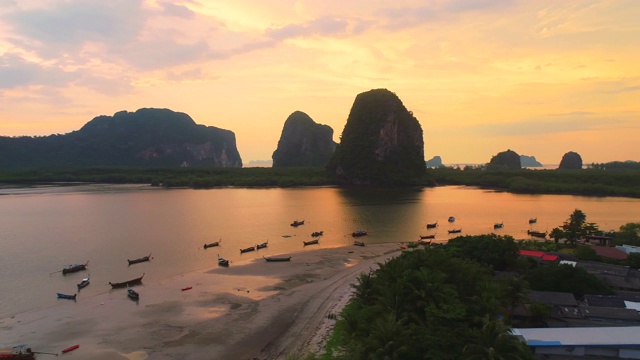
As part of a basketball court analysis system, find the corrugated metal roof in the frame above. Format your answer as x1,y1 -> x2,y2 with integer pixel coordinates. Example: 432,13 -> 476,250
512,326 -> 640,346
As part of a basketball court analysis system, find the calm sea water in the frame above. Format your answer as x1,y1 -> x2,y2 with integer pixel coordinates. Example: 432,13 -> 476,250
0,184 -> 638,318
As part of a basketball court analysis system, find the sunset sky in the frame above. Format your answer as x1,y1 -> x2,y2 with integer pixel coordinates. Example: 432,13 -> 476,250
1,0 -> 638,165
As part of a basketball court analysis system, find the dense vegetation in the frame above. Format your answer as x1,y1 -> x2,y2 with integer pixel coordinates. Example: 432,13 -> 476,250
429,167 -> 640,198
1,166 -> 639,198
322,243 -> 534,360
0,167 -> 335,188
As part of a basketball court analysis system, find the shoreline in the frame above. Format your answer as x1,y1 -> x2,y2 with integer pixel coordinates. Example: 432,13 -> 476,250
1,243 -> 404,360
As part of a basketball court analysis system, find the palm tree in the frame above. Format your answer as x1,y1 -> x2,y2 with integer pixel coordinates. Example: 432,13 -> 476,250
462,316 -> 533,360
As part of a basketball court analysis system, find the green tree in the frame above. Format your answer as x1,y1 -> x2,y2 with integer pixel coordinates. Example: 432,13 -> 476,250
550,209 -> 600,247
462,316 -> 534,360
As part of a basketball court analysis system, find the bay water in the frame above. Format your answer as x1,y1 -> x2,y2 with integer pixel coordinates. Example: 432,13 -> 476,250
0,184 -> 638,318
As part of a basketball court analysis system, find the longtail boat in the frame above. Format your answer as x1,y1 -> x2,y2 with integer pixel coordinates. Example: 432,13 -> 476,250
493,222 -> 504,229
62,261 -> 89,275
264,256 -> 292,262
311,231 -> 323,237
109,273 -> 144,288
448,228 -> 462,234
303,239 -> 319,246
217,255 -> 229,267
0,345 -> 36,359
448,216 -> 456,223
256,241 -> 268,250
418,239 -> 432,245
353,240 -> 365,247
420,234 -> 435,239
351,230 -> 367,237
127,253 -> 151,265
527,230 -> 547,238
127,287 -> 139,301
77,274 -> 90,290
240,246 -> 255,254
529,218 -> 537,224
290,220 -> 305,227
426,222 -> 438,229
57,293 -> 77,300
204,240 -> 221,249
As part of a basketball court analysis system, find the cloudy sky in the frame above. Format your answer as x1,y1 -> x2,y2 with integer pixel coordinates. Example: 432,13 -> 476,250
1,0 -> 638,165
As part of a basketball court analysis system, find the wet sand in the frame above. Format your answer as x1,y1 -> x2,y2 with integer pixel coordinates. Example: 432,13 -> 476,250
0,243 -> 404,360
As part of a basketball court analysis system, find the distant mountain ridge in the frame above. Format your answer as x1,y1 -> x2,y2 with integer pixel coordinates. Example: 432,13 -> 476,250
0,108 -> 242,169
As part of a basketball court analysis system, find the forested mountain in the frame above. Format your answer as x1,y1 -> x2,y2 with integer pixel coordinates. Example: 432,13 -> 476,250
0,108 -> 242,169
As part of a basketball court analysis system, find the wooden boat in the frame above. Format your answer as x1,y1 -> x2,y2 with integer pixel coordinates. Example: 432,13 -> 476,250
351,230 -> 368,237
77,274 -> 90,290
420,234 -> 436,240
426,222 -> 438,229
353,240 -> 365,247
204,240 -> 221,249
493,223 -> 504,229
448,228 -> 462,234
418,239 -> 432,245
303,239 -> 319,246
127,287 -> 139,301
109,273 -> 144,288
127,253 -> 151,265
0,345 -> 36,359
240,246 -> 255,253
57,292 -> 77,300
311,231 -> 324,237
256,241 -> 268,250
448,216 -> 455,223
290,220 -> 305,227
217,255 -> 229,267
62,261 -> 89,275
264,256 -> 292,262
529,218 -> 537,224
527,230 -> 547,238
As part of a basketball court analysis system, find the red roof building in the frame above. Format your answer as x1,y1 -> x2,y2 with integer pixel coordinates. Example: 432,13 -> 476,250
519,249 -> 559,262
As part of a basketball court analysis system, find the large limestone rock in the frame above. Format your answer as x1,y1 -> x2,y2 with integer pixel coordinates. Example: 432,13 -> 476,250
426,156 -> 444,168
328,89 -> 425,185
0,108 -> 242,168
272,111 -> 337,167
559,151 -> 583,170
520,155 -> 542,167
488,149 -> 521,170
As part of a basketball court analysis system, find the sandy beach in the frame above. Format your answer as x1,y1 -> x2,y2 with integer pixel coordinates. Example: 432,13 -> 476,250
0,243 -> 404,360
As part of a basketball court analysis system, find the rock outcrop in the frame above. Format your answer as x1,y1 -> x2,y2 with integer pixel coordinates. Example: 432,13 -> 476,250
328,89 -> 425,185
520,155 -> 542,167
0,108 -> 242,168
559,151 -> 583,170
272,111 -> 337,167
426,156 -> 443,168
488,149 -> 521,170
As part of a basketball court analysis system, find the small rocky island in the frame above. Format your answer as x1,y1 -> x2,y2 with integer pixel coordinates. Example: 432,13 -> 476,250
488,149 -> 522,170
272,111 -> 337,167
559,151 -> 583,170
327,89 -> 425,185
